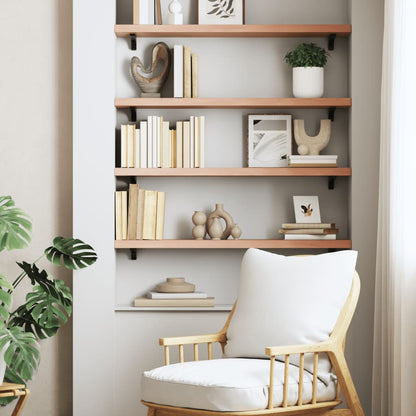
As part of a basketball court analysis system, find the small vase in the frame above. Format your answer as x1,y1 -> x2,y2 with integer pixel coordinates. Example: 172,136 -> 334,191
208,217 -> 223,240
192,211 -> 206,226
156,277 -> 195,293
292,67 -> 324,98
192,211 -> 206,240
192,224 -> 206,240
231,224 -> 242,240
207,203 -> 234,240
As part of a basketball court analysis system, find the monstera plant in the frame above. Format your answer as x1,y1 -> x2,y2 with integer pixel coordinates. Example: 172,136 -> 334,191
0,196 -> 97,404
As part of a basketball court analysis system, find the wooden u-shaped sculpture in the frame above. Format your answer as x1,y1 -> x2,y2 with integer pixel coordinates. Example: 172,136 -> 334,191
130,42 -> 171,96
294,119 -> 331,155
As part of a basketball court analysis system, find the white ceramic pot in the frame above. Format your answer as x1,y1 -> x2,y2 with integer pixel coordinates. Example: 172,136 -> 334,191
0,342 -> 9,384
292,67 -> 324,98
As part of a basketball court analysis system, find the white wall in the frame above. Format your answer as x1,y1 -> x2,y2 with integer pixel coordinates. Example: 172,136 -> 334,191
0,1 -> 73,414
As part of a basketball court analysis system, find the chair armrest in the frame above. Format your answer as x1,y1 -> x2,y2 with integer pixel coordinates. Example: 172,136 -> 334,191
265,341 -> 333,357
159,332 -> 226,347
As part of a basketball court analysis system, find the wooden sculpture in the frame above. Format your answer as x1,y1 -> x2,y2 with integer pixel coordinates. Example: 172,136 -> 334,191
130,42 -> 171,97
294,119 -> 331,155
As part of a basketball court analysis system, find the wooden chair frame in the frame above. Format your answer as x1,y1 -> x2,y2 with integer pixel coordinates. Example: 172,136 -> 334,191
142,272 -> 364,416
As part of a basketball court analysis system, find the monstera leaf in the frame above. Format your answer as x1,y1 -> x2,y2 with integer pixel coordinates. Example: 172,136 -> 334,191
44,237 -> 97,270
25,281 -> 72,330
0,274 -> 13,326
0,327 -> 40,380
0,196 -> 32,252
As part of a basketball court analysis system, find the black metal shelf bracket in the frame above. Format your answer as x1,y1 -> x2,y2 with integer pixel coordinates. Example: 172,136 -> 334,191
328,107 -> 336,122
130,249 -> 137,260
328,34 -> 336,51
130,107 -> 137,123
328,176 -> 336,190
130,34 -> 137,50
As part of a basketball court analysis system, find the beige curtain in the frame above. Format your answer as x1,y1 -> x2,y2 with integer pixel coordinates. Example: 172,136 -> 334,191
372,0 -> 416,415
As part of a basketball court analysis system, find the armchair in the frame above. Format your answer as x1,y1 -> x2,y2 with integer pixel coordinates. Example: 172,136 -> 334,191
141,249 -> 364,416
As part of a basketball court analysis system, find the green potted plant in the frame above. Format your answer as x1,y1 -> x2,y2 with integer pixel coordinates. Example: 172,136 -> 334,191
0,196 -> 97,405
284,43 -> 329,98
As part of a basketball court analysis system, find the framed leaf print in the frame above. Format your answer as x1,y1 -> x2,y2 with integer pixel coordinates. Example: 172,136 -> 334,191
197,0 -> 245,24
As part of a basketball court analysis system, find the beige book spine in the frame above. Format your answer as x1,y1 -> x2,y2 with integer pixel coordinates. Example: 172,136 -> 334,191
115,192 -> 122,240
134,297 -> 215,307
155,191 -> 166,240
158,117 -> 163,168
142,190 -> 157,240
183,46 -> 192,98
282,223 -> 335,229
127,184 -> 139,240
183,121 -> 190,168
127,124 -> 135,168
162,121 -> 170,168
176,122 -> 183,168
171,130 -> 176,168
121,191 -> 128,240
136,189 -> 146,239
191,53 -> 198,98
121,124 -> 128,168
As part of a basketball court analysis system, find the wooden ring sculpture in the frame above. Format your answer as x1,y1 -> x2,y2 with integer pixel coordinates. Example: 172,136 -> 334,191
130,42 -> 171,96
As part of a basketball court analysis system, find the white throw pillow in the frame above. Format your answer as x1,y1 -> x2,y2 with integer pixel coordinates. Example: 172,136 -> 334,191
224,249 -> 358,376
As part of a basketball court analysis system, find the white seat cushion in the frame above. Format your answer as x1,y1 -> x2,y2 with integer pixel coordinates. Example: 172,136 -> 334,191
142,358 -> 337,412
224,249 -> 358,377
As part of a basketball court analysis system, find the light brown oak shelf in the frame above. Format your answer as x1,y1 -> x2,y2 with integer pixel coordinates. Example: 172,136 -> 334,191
115,97 -> 351,109
115,239 -> 352,250
114,24 -> 351,38
115,304 -> 234,312
115,167 -> 351,177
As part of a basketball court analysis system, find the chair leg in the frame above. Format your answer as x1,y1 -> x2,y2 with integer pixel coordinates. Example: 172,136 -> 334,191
12,389 -> 30,416
147,407 -> 156,416
329,351 -> 364,416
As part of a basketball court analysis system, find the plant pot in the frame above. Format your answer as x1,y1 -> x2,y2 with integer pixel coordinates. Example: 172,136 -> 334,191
0,342 -> 9,385
292,67 -> 324,98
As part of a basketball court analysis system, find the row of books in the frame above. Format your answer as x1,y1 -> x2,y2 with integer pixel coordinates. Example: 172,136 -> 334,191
115,184 -> 166,241
134,288 -> 214,307
279,223 -> 338,240
288,155 -> 338,167
173,45 -> 198,98
120,116 -> 205,169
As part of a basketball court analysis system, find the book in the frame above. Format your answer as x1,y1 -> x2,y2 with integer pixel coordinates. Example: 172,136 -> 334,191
147,291 -> 208,299
162,121 -> 171,168
134,129 -> 140,168
199,116 -> 205,168
289,155 -> 338,167
121,190 -> 128,240
173,45 -> 184,98
158,116 -> 163,168
115,191 -> 122,240
155,191 -> 166,240
183,46 -> 192,98
140,121 -> 147,168
191,53 -> 198,98
171,129 -> 176,168
282,223 -> 336,229
190,116 -> 195,168
127,184 -> 139,240
120,124 -> 127,168
183,121 -> 190,168
142,190 -> 157,240
176,121 -> 183,168
279,228 -> 338,235
136,188 -> 146,239
195,116 -> 200,168
147,116 -> 153,168
139,0 -> 154,24
152,115 -> 159,168
127,124 -> 135,168
284,234 -> 337,240
134,297 -> 215,307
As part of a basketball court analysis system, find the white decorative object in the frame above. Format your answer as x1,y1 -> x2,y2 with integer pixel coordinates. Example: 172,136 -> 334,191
167,0 -> 183,24
247,114 -> 292,167
292,67 -> 324,98
198,0 -> 245,24
156,278 -> 195,293
293,195 -> 321,223
294,119 -> 331,155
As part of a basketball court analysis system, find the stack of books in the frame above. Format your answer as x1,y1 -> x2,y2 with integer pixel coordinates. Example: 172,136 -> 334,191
288,155 -> 338,167
279,223 -> 338,240
134,291 -> 215,307
115,183 -> 165,241
120,116 -> 205,169
173,45 -> 198,98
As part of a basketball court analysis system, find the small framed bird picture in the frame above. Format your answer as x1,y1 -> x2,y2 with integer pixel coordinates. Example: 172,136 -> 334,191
293,196 -> 321,223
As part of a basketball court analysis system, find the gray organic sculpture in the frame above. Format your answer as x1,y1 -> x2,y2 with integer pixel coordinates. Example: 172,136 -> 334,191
130,42 -> 171,97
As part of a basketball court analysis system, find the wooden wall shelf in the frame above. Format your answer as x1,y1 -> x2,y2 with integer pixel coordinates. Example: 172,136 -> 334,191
115,304 -> 234,312
115,97 -> 351,110
115,168 -> 351,177
114,24 -> 351,39
115,239 -> 352,250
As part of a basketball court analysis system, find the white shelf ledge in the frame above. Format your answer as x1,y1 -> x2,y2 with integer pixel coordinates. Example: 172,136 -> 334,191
115,304 -> 233,312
